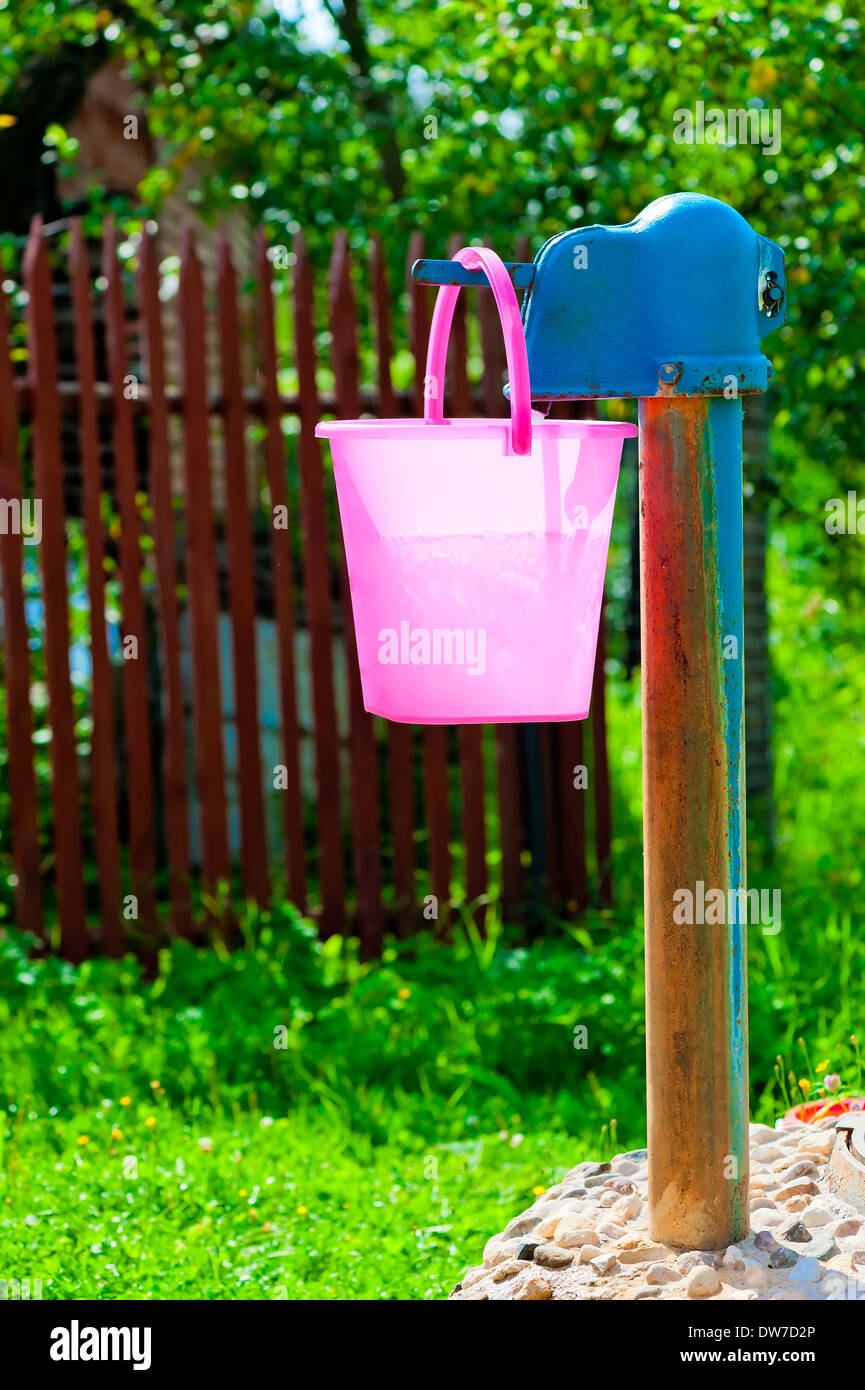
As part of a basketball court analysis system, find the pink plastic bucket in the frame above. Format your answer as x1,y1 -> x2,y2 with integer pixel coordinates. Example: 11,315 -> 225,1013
316,246 -> 636,724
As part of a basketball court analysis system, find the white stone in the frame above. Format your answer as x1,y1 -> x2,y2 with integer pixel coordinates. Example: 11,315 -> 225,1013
676,1251 -> 718,1275
590,1252 -> 618,1275
776,1177 -> 821,1201
646,1262 -> 682,1285
750,1197 -> 776,1212
491,1258 -> 531,1284
749,1124 -> 779,1144
772,1157 -> 818,1178
483,1238 -> 510,1267
753,1145 -> 785,1163
773,1136 -> 805,1153
833,1218 -> 863,1239
514,1273 -> 552,1301
722,1246 -> 746,1270
758,1209 -> 785,1228
598,1189 -> 621,1208
576,1244 -> 603,1265
614,1194 -> 643,1221
785,1196 -> 810,1213
596,1221 -> 627,1240
534,1211 -> 564,1239
802,1133 -> 835,1160
801,1206 -> 831,1227
555,1223 -> 598,1249
687,1266 -> 722,1298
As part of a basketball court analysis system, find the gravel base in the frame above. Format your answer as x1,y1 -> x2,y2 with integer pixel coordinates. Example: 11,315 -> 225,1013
449,1121 -> 865,1301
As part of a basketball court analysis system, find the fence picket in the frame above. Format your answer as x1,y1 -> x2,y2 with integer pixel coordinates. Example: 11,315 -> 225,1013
178,228 -> 231,920
544,401 -> 589,913
69,221 -> 123,955
0,284 -> 44,941
286,232 -> 344,933
370,235 -> 416,935
103,222 -> 159,947
23,218 -> 87,961
477,250 -> 523,921
328,232 -> 383,955
512,232 -> 557,922
446,233 -> 487,923
556,721 -> 589,912
256,238 -> 307,913
407,232 -> 451,922
138,230 -> 193,938
592,595 -> 613,906
574,400 -> 613,908
249,242 -> 308,913
217,232 -> 270,910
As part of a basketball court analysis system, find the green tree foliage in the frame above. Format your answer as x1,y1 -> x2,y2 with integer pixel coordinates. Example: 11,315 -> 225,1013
1,1 -> 862,571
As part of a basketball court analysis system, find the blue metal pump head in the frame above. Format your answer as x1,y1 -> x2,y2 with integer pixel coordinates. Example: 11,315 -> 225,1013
412,192 -> 785,401
521,192 -> 784,400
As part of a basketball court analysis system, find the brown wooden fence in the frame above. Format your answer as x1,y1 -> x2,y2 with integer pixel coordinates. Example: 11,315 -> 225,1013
0,216 -> 614,961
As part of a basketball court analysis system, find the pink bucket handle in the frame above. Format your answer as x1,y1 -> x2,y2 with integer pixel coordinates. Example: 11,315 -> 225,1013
424,246 -> 532,456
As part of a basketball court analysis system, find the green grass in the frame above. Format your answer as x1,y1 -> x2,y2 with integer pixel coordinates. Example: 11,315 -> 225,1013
0,912 -> 645,1300
0,893 -> 862,1301
1,1109 -> 583,1301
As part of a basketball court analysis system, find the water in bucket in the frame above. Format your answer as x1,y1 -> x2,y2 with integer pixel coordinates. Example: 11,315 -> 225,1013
316,247 -> 636,724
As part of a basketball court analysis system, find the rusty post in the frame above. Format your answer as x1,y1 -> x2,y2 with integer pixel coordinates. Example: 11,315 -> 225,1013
639,394 -> 749,1249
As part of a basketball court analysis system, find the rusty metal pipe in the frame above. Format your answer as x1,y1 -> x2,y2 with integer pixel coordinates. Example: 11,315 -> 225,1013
639,394 -> 749,1249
